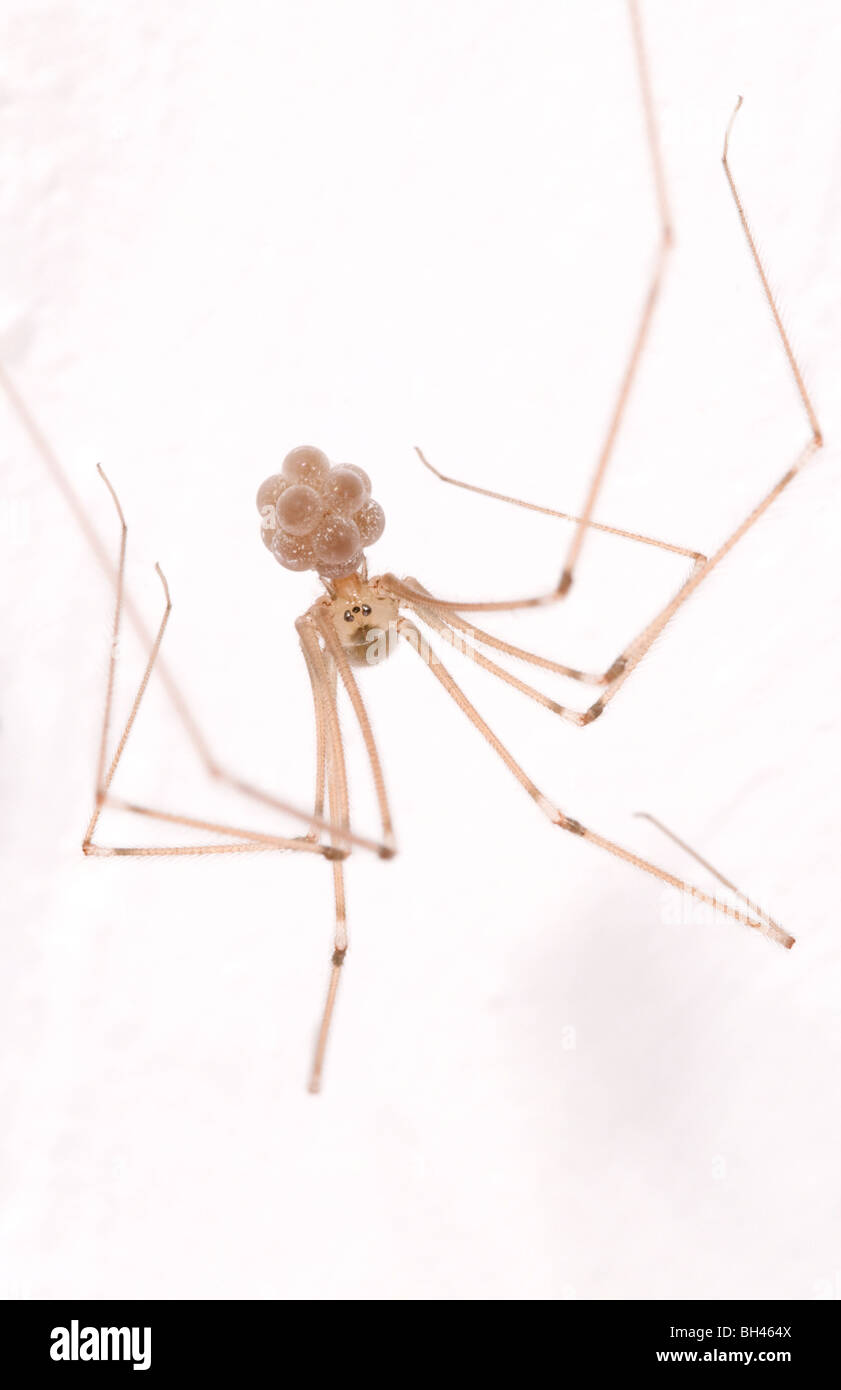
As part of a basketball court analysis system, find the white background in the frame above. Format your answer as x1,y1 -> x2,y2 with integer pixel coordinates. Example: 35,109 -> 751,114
1,0 -> 840,1300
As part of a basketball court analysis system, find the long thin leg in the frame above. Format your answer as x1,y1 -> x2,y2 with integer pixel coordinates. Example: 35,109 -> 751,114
299,612 -> 395,1089
403,598 -> 594,726
402,422 -> 813,734
308,673 -> 351,1092
308,858 -> 348,1094
393,100 -> 823,723
308,642 -> 330,832
0,366 -> 379,849
83,561 -> 327,857
413,452 -> 703,565
397,618 -> 793,949
561,0 -> 673,591
88,796 -> 325,856
381,548 -> 701,617
397,575 -> 640,686
383,555 -> 703,701
635,811 -> 771,923
0,356 -> 222,771
299,632 -> 352,1092
314,609 -> 396,857
83,472 -> 377,856
570,439 -> 819,726
413,0 -> 674,598
87,839 -> 317,859
406,461 -> 704,609
297,617 -> 352,858
94,464 -> 126,795
585,93 -> 826,716
723,98 -> 821,442
83,554 -> 172,851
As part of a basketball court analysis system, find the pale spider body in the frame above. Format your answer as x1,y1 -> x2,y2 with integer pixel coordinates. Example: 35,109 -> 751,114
3,1 -> 821,1092
325,579 -> 398,663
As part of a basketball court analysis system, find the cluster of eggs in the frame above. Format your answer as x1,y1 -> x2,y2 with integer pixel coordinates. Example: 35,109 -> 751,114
257,445 -> 385,579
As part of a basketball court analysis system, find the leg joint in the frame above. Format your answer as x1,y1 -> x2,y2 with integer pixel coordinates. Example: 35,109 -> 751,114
602,657 -> 626,685
323,845 -> 349,862
581,697 -> 605,725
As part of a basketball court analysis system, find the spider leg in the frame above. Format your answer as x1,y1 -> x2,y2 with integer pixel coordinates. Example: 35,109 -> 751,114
395,575 -> 643,688
383,569 -> 707,726
0,364 -> 382,849
296,616 -> 357,1092
86,796 -> 325,857
569,438 -> 820,726
81,543 -> 330,857
298,610 -> 400,1088
82,470 -> 377,857
559,86 -> 825,714
305,634 -> 331,834
299,609 -> 401,1087
397,617 -> 793,949
395,98 -> 822,723
92,465 -> 126,794
393,484 -> 704,613
308,858 -> 348,1095
313,608 -> 396,858
635,811 -> 771,925
297,617 -> 353,858
560,0 -> 675,592
399,597 -> 592,726
82,471 -> 172,853
413,0 -> 673,598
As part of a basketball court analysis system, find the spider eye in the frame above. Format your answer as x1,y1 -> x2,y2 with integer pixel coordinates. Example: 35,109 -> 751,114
361,604 -> 372,616
343,610 -> 353,622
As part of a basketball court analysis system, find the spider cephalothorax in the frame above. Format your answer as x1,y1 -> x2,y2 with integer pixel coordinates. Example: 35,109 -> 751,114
257,444 -> 386,579
323,575 -> 399,663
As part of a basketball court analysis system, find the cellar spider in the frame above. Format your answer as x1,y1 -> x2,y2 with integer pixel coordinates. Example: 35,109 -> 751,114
2,0 -> 822,1093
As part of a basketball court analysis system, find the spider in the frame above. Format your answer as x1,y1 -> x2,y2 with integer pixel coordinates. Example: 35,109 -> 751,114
2,1 -> 822,1092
